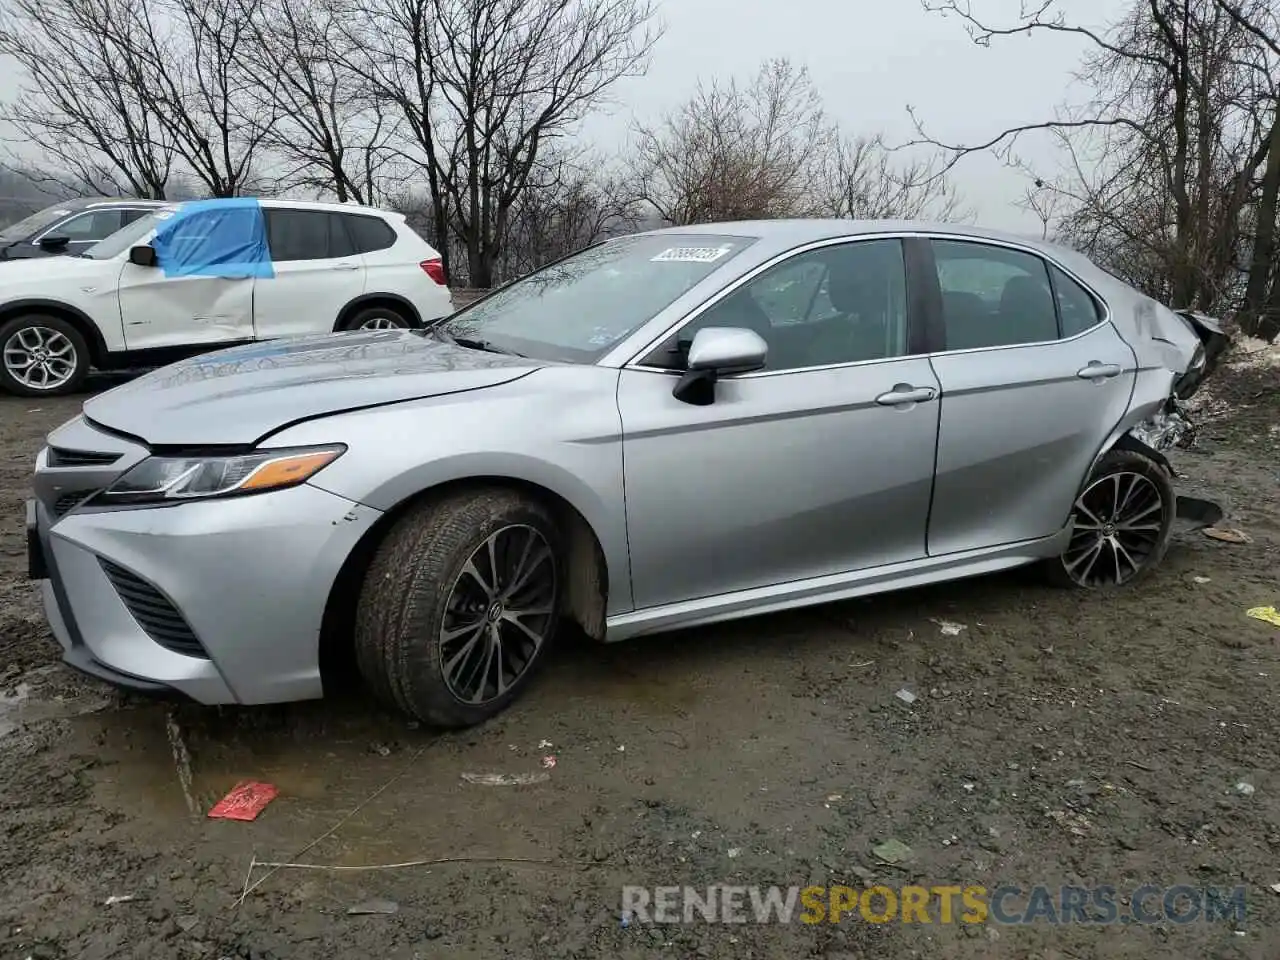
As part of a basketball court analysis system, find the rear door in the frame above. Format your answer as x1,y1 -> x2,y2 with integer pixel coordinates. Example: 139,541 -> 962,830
618,237 -> 942,610
922,237 -> 1136,556
252,209 -> 366,338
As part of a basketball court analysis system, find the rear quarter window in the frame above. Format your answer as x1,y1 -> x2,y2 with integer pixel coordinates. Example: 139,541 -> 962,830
1050,264 -> 1104,336
344,214 -> 397,254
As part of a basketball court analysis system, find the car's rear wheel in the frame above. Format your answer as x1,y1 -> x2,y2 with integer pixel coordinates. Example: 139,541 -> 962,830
1046,448 -> 1175,589
0,314 -> 90,397
345,305 -> 413,330
354,488 -> 562,727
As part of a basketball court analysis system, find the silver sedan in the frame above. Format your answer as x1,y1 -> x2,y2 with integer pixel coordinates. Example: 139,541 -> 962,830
28,220 -> 1228,727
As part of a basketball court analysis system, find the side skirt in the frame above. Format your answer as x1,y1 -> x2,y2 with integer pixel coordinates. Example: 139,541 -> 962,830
604,524 -> 1074,642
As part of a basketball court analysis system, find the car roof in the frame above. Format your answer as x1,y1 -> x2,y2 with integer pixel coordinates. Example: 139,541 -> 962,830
32,197 -> 167,213
256,198 -> 397,217
638,218 -> 1063,251
633,218 -> 1102,282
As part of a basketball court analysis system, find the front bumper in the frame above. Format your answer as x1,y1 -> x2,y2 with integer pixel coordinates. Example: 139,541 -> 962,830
31,484 -> 381,704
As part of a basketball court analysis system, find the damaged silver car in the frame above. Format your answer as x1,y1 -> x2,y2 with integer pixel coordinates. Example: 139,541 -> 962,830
28,220 -> 1228,727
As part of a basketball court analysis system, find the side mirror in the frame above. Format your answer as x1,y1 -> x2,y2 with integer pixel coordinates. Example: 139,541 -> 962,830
129,245 -> 158,267
38,234 -> 70,251
672,327 -> 768,406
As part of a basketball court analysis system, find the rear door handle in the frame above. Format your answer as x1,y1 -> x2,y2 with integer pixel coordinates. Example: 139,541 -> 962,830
333,261 -> 361,271
1077,361 -> 1122,380
875,384 -> 938,407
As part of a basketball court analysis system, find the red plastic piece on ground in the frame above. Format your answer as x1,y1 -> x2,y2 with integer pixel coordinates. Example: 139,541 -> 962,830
207,781 -> 279,821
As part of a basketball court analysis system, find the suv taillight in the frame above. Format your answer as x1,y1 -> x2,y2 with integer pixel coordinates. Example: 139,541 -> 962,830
420,258 -> 446,285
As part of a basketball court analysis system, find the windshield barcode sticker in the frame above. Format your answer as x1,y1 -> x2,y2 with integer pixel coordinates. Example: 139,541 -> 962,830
651,245 -> 732,263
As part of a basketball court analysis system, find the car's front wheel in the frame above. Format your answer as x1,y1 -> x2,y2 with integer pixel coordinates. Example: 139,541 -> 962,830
354,488 -> 563,727
1047,448 -> 1175,589
0,314 -> 90,397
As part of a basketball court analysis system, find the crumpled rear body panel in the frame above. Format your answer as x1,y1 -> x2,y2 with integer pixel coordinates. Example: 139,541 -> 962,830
1066,252 -> 1230,457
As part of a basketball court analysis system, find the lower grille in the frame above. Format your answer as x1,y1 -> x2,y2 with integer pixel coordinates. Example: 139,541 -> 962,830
53,490 -> 99,517
99,559 -> 209,659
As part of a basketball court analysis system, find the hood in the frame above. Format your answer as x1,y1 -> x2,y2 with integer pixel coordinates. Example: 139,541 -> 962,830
83,330 -> 541,446
0,253 -> 116,283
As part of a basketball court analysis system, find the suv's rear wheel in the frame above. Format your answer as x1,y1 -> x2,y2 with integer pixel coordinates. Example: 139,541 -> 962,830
344,305 -> 413,330
1046,448 -> 1175,589
354,488 -> 562,727
0,314 -> 90,397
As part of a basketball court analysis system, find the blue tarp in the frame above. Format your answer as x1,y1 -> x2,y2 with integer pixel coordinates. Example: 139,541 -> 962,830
152,198 -> 275,279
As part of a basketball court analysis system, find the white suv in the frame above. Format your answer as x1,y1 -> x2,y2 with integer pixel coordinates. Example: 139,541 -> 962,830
0,198 -> 454,396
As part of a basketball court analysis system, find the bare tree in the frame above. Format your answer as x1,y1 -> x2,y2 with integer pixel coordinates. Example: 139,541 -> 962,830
111,0 -> 278,196
912,0 -> 1280,340
1213,0 -> 1280,340
820,134 -> 970,221
235,0 -> 399,203
346,0 -> 659,286
631,58 -> 833,225
498,150 -> 641,277
0,0 -> 176,198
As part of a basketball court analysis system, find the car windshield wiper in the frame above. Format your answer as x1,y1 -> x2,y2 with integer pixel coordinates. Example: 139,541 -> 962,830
435,328 -> 526,358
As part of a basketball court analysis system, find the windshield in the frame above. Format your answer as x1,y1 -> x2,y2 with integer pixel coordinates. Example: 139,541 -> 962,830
437,233 -> 757,363
0,204 -> 73,242
83,205 -> 180,259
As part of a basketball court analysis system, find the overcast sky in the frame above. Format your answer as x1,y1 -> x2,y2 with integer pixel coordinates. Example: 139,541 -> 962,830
588,0 -> 1128,231
0,0 -> 1127,229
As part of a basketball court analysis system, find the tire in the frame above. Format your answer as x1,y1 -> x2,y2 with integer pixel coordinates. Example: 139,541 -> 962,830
0,314 -> 91,397
342,305 -> 413,331
1044,448 -> 1175,589
354,488 -> 563,727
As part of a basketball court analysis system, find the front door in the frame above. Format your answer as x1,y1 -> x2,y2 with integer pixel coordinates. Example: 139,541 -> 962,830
617,238 -> 941,611
117,207 -> 256,350
252,209 -> 367,339
923,237 -> 1137,556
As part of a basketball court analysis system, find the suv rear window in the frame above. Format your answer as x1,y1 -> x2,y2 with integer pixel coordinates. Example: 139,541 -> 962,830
344,214 -> 396,254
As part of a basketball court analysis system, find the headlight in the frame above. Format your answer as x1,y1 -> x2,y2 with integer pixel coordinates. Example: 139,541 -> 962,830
92,444 -> 345,505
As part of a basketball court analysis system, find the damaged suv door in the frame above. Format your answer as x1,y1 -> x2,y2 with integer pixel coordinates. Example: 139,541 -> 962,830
117,207 -> 255,351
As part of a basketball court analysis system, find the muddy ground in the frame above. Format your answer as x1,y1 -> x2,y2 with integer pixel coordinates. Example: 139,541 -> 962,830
0,355 -> 1278,960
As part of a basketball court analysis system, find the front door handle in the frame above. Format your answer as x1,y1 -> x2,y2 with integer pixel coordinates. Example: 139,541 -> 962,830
875,384 -> 938,407
1077,361 -> 1122,380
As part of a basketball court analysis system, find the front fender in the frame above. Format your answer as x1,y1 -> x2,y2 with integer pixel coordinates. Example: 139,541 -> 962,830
0,297 -> 114,362
268,367 -> 633,613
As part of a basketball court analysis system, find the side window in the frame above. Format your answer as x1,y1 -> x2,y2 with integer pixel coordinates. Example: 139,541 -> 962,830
266,210 -> 333,262
50,210 -> 125,241
1051,264 -> 1102,337
649,239 -> 909,372
344,214 -> 396,254
932,240 -> 1058,350
327,213 -> 356,258
162,211 -> 219,259
746,259 -> 836,326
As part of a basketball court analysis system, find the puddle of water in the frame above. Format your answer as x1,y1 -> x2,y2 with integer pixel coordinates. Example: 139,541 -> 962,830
72,698 -> 429,828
